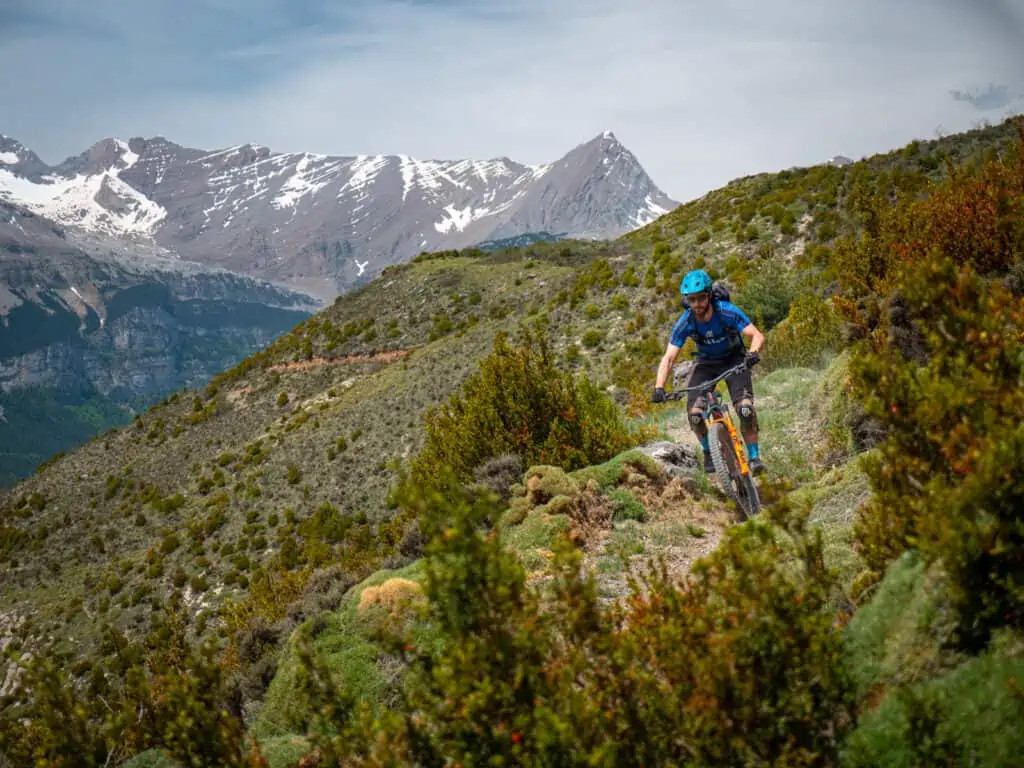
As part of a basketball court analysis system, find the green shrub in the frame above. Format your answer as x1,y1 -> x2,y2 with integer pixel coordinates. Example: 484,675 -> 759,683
606,487 -> 646,522
301,477 -> 853,766
841,640 -> 1024,767
763,293 -> 844,370
407,326 -> 640,489
581,328 -> 603,348
734,259 -> 799,330
0,596 -> 261,767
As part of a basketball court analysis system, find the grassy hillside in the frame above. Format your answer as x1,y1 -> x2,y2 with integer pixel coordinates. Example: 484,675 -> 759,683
1,114 -> 1022,767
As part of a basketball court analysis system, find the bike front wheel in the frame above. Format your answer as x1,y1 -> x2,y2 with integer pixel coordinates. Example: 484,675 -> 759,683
708,422 -> 760,518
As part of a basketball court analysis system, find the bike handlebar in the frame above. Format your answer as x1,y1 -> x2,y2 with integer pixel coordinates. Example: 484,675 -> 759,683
661,362 -> 750,402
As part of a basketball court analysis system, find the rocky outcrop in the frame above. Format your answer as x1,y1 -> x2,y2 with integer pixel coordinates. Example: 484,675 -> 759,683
0,203 -> 318,485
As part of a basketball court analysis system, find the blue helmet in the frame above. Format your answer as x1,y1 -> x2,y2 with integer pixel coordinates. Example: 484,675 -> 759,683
680,269 -> 713,297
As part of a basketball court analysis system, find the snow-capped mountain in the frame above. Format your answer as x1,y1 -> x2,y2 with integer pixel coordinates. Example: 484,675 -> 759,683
827,155 -> 854,167
0,131 -> 678,299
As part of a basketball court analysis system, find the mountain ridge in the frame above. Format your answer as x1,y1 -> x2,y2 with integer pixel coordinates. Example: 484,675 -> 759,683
0,130 -> 679,299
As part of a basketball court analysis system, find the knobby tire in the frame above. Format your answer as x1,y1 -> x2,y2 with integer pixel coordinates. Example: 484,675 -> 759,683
740,470 -> 761,517
709,422 -> 759,518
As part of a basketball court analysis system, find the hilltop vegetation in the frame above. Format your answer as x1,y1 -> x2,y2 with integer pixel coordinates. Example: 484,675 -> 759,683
1,115 -> 1023,766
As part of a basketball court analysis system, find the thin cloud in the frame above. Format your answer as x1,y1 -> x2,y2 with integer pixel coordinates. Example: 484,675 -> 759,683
950,83 -> 1019,111
2,0 -> 1022,202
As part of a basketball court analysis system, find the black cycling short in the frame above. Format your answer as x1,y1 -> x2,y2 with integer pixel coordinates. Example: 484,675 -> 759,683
685,350 -> 753,412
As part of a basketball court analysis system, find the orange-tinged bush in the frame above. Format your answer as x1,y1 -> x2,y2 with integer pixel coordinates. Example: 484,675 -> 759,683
848,253 -> 1024,648
832,118 -> 1024,311
357,577 -> 424,617
886,147 -> 1024,276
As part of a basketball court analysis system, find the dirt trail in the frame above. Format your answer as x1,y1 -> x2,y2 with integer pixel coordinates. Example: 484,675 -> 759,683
581,453 -> 739,604
267,347 -> 415,373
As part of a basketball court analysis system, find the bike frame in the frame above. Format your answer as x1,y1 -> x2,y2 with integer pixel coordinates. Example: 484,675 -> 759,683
700,386 -> 751,477
664,362 -> 753,474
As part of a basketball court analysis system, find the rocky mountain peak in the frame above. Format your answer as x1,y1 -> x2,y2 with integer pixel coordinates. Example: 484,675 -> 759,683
0,129 -> 679,298
0,134 -> 51,181
55,138 -> 140,177
558,130 -> 648,174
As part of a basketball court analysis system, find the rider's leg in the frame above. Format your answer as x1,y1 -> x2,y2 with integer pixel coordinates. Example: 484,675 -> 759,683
726,363 -> 765,472
686,365 -> 714,472
690,406 -> 709,447
736,398 -> 759,455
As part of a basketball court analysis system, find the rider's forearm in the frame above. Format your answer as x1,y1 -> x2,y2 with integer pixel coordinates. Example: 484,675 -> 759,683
655,355 -> 673,388
749,330 -> 765,354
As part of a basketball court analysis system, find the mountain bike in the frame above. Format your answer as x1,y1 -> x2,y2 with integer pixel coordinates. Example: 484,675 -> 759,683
659,361 -> 761,518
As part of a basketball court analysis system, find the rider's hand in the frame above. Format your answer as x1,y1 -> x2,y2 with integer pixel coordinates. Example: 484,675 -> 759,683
745,351 -> 761,368
652,387 -> 667,403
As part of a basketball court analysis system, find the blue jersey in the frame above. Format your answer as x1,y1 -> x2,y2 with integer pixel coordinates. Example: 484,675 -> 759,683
670,300 -> 751,360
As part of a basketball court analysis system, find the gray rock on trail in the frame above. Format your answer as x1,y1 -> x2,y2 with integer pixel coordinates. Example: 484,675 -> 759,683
637,441 -> 701,479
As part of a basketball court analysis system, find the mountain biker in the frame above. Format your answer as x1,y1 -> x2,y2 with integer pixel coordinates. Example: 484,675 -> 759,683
652,269 -> 767,476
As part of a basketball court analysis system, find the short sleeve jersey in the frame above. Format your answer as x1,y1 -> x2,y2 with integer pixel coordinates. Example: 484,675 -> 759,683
669,301 -> 752,360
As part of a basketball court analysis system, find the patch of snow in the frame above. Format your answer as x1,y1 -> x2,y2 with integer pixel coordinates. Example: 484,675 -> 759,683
0,170 -> 73,205
629,195 -> 672,228
398,155 -> 474,201
398,155 -> 521,201
433,203 -> 493,234
528,164 -> 552,180
273,154 -> 336,209
114,139 -> 138,168
340,155 -> 388,197
645,194 -> 670,217
469,159 -> 514,185
397,156 -> 417,201
0,152 -> 18,165
203,152 -> 296,221
0,163 -> 167,237
355,258 -> 369,276
70,286 -> 83,300
194,144 -> 247,166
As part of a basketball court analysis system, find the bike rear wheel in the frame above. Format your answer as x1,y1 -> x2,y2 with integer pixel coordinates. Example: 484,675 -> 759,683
708,422 -> 760,518
739,470 -> 761,517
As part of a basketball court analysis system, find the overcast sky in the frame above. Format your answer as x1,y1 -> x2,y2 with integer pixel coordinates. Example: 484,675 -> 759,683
2,0 -> 1023,201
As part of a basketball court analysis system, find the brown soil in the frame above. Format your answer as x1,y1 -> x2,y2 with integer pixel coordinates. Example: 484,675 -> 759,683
266,347 -> 416,373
